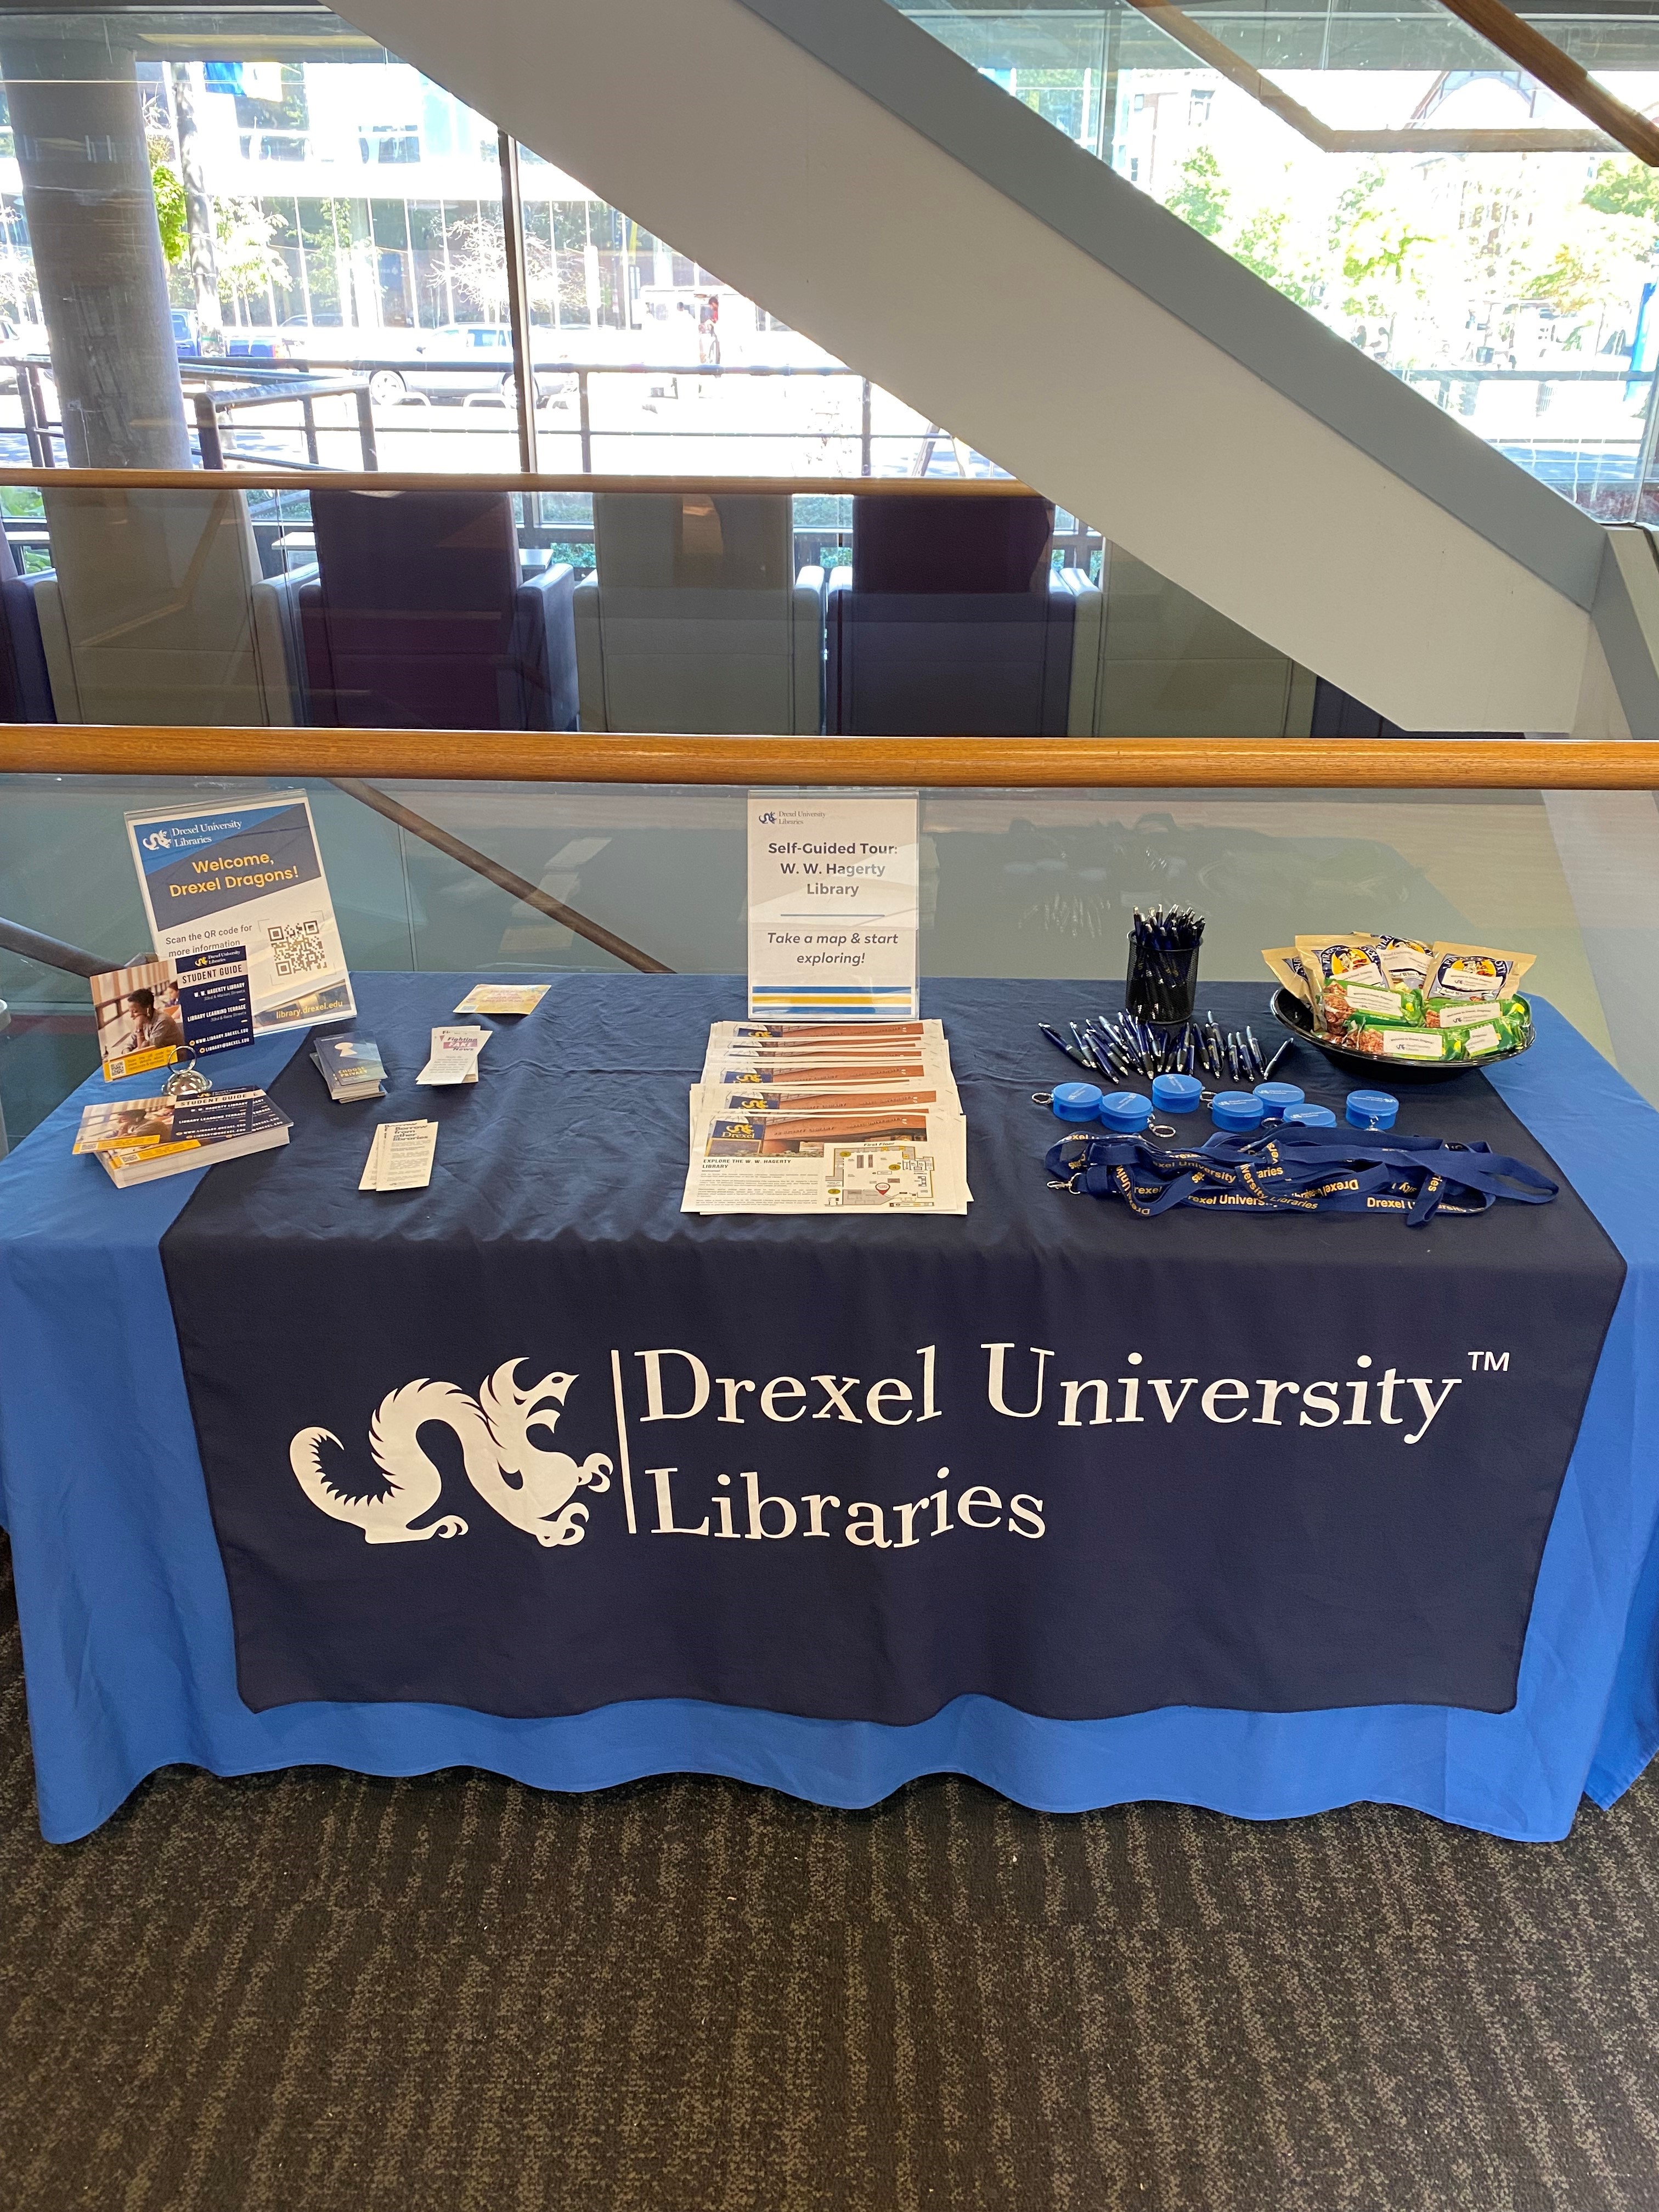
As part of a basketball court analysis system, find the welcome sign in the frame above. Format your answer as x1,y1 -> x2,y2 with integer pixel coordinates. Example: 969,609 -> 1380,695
125,791 -> 354,1034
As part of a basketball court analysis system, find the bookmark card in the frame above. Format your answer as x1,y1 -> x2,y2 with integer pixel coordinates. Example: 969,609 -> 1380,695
453,983 -> 549,1016
415,1025 -> 488,1086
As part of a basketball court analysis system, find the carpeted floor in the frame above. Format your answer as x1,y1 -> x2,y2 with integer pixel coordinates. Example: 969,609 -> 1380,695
3,1539 -> 1658,2212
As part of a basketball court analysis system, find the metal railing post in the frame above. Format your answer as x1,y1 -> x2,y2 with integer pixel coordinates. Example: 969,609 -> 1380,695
496,129 -> 540,476
18,364 -> 51,467
579,368 -> 592,473
194,391 -> 224,470
301,394 -> 319,467
355,385 -> 380,471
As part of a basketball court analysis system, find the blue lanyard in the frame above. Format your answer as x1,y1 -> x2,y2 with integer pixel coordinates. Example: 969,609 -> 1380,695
1044,1125 -> 1559,1227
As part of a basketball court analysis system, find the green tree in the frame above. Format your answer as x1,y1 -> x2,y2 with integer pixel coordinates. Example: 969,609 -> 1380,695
1233,205 -> 1320,311
1584,157 -> 1659,227
148,129 -> 188,267
1164,145 -> 1228,240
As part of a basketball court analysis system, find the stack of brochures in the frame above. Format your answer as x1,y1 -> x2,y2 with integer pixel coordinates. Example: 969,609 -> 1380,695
359,1120 -> 437,1192
74,1088 -> 292,1188
416,1025 -> 488,1086
312,1037 -> 387,1102
683,1020 -> 968,1216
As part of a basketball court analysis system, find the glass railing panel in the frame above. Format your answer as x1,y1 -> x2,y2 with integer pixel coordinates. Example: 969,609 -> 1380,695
5,769 -> 1657,1147
1,477 -> 1218,740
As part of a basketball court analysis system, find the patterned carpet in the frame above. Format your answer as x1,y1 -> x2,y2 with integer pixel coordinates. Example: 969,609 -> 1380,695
3,1539 -> 1658,2212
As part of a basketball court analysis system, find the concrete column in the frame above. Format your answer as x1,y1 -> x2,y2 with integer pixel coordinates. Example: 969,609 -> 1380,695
1,34 -> 190,467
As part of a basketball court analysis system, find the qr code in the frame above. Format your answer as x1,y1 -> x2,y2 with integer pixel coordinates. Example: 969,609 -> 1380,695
268,918 -> 328,979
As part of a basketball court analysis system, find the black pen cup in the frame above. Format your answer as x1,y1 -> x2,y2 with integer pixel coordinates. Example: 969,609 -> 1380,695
1126,941 -> 1200,1025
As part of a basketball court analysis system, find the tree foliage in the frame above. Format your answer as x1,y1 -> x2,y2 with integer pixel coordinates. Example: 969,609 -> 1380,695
1583,157 -> 1659,227
148,130 -> 189,267
1164,145 -> 1228,239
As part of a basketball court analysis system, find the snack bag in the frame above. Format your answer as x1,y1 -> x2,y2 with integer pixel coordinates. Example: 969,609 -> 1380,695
1373,936 -> 1434,990
1296,936 -> 1388,1036
1261,947 -> 1311,1004
1425,943 -> 1535,1002
1325,980 -> 1425,1029
1425,995 -> 1528,1035
1342,1015 -> 1464,1064
1458,998 -> 1531,1059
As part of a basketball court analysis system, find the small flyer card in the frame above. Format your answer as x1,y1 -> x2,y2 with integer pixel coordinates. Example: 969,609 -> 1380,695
91,949 -> 253,1083
453,983 -> 549,1016
415,1026 -> 489,1086
313,1037 -> 386,1102
360,1120 -> 438,1192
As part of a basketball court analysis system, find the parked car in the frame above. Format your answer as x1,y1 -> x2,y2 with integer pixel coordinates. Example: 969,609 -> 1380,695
353,326 -> 570,409
259,322 -> 573,408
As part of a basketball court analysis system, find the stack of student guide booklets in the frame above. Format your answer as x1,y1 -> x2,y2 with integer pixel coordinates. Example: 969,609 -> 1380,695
73,1088 -> 292,1188
683,1020 -> 968,1216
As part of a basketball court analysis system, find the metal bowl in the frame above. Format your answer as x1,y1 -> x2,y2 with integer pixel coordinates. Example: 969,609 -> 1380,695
1268,986 -> 1531,1084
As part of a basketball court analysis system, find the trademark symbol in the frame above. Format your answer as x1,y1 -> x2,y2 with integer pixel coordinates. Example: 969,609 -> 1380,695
1466,1351 -> 1510,1373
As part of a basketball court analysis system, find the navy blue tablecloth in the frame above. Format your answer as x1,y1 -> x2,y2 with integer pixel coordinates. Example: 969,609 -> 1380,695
161,975 -> 1620,1730
3,972 -> 1658,1844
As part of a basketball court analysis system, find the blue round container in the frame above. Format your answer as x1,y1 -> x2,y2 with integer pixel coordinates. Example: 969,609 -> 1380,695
1346,1088 -> 1400,1132
1051,1082 -> 1104,1122
1282,1103 -> 1337,1127
1211,1091 -> 1266,1132
1098,1090 -> 1154,1134
1253,1081 -> 1305,1120
1150,1073 -> 1204,1116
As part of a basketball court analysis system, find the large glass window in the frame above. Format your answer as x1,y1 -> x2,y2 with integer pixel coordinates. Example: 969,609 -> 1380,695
0,5 -> 1028,483
891,0 -> 1659,520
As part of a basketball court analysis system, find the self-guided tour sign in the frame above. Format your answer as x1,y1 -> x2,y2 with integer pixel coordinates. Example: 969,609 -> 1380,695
746,791 -> 919,1020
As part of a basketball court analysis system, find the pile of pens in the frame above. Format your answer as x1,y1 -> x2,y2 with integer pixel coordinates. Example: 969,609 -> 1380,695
1040,1011 -> 1277,1085
1126,905 -> 1204,1023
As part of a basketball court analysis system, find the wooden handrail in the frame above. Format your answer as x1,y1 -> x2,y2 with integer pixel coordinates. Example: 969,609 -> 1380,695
1432,0 -> 1659,166
1125,0 -> 1615,154
3,726 -> 1657,789
0,468 -> 1039,497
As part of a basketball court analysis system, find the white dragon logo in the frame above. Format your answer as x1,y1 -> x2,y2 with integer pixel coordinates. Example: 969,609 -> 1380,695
289,1359 -> 612,1548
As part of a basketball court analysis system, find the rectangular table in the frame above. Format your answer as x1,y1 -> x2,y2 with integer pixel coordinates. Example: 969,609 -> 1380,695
3,972 -> 1658,1844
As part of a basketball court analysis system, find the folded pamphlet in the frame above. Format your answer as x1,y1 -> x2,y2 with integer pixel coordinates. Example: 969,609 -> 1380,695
415,1025 -> 488,1086
685,1021 -> 968,1215
360,1119 -> 438,1192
